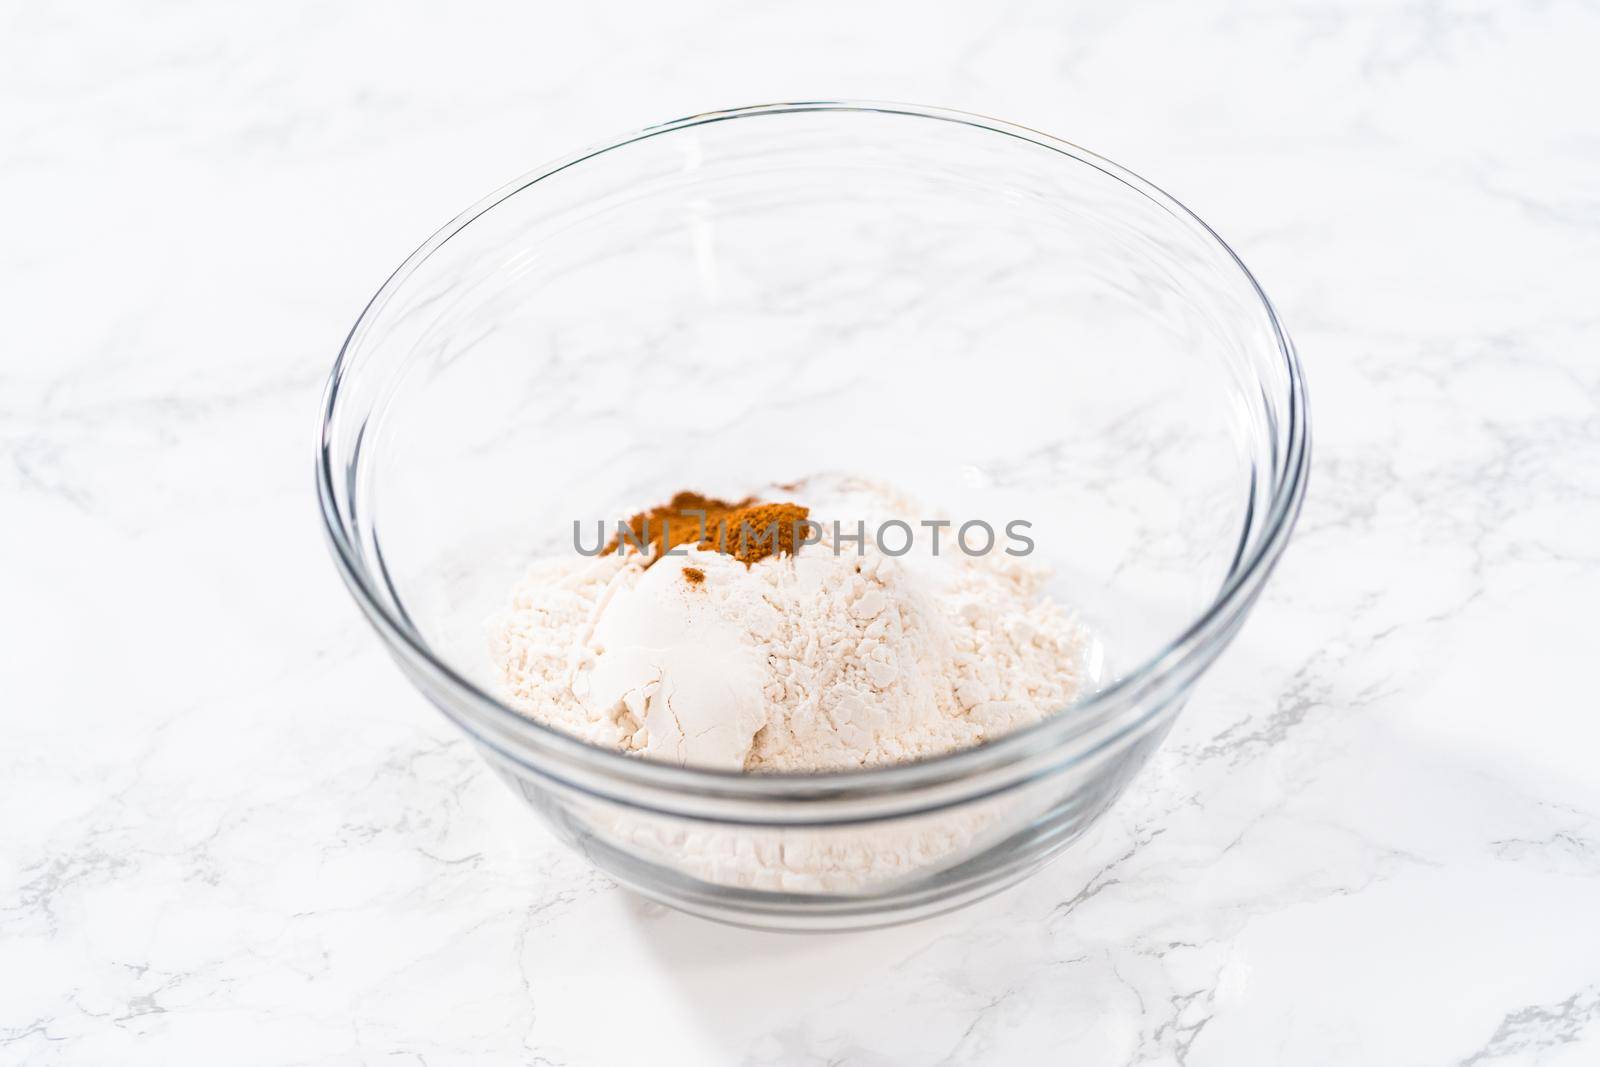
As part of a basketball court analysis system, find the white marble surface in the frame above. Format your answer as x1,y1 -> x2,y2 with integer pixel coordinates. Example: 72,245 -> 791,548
5,2 -> 1600,1063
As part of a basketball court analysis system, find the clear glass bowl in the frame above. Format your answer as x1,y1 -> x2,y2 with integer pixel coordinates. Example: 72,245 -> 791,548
317,102 -> 1309,930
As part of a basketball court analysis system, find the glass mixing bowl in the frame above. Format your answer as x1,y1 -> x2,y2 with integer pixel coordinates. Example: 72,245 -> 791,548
317,102 -> 1309,930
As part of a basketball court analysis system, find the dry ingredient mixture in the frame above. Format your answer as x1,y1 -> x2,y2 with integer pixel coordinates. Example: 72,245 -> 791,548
489,475 -> 1092,774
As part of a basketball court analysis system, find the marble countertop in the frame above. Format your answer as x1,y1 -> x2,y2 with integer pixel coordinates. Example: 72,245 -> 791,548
6,2 -> 1599,1063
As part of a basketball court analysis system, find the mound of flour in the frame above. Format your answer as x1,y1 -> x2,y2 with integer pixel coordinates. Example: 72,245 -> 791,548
488,477 -> 1091,773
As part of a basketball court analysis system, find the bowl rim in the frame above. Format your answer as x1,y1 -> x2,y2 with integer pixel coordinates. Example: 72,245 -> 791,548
316,99 -> 1311,809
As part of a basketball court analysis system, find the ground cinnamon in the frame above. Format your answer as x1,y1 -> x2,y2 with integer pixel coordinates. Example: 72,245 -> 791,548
603,492 -> 811,567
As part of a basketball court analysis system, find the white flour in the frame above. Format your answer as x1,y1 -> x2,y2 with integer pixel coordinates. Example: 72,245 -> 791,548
488,477 -> 1091,773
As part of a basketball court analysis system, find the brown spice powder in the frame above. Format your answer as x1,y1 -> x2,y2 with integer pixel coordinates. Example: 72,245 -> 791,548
603,491 -> 811,567
718,502 -> 810,565
682,566 -> 705,585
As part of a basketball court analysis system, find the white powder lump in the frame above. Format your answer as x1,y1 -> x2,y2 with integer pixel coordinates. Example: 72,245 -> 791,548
488,476 -> 1093,773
